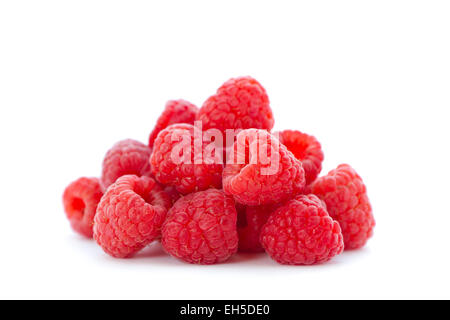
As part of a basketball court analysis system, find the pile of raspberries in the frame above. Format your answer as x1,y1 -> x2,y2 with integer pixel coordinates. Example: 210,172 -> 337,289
63,76 -> 375,265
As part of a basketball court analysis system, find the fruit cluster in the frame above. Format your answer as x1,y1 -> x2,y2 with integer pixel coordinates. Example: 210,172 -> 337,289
63,76 -> 375,265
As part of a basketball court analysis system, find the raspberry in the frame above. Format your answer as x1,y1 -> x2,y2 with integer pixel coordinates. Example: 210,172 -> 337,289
101,139 -> 153,190
162,185 -> 181,205
150,123 -> 223,195
93,175 -> 171,258
223,129 -> 306,206
63,177 -> 103,238
260,194 -> 344,265
197,76 -> 274,135
276,130 -> 324,185
302,184 -> 313,195
148,99 -> 199,147
311,164 -> 375,250
236,203 -> 279,253
162,189 -> 238,264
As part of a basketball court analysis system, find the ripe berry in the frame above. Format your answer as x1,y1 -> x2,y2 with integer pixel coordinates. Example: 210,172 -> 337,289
101,139 -> 153,190
63,177 -> 103,238
223,129 -> 306,206
197,76 -> 274,134
311,164 -> 375,250
148,99 -> 198,147
150,123 -> 223,195
161,185 -> 181,206
276,130 -> 324,185
236,203 -> 279,253
94,175 -> 171,258
162,189 -> 238,264
260,194 -> 344,265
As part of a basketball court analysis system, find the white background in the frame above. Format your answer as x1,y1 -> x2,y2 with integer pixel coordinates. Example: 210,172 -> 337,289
1,1 -> 449,299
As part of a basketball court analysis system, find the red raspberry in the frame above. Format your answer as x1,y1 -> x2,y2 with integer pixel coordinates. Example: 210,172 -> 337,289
236,203 -> 279,253
197,76 -> 274,134
93,175 -> 171,258
161,185 -> 181,205
148,99 -> 199,147
302,184 -> 313,195
311,164 -> 375,250
260,194 -> 344,265
162,189 -> 238,264
223,129 -> 306,206
276,130 -> 324,185
63,177 -> 103,238
150,123 -> 223,195
101,139 -> 153,190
